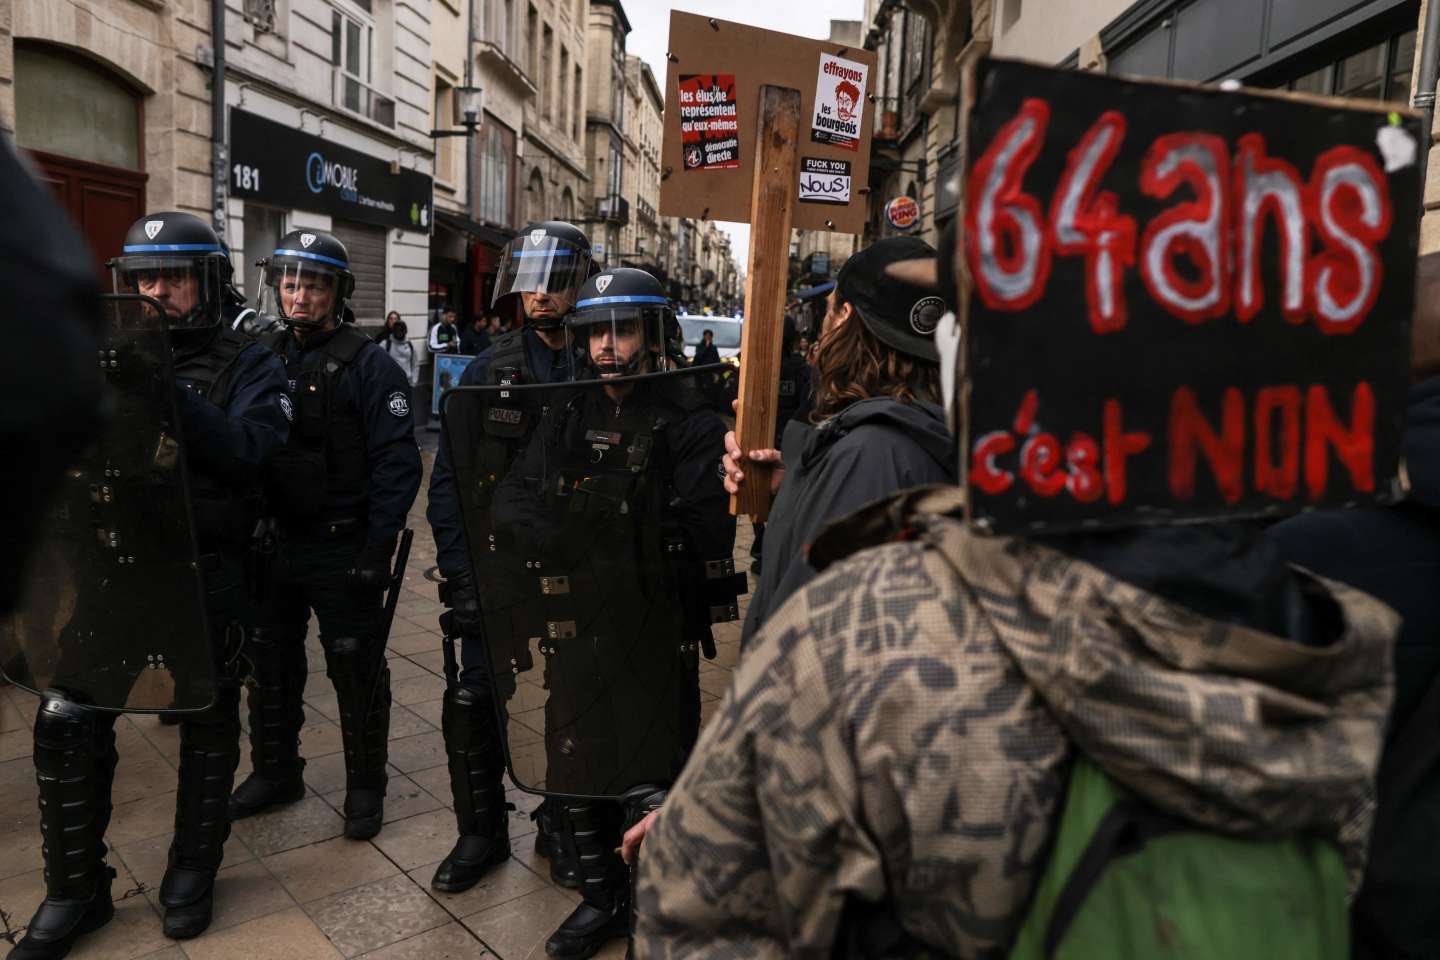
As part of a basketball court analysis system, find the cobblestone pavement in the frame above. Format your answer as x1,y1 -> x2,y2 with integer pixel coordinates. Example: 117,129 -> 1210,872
0,446 -> 754,959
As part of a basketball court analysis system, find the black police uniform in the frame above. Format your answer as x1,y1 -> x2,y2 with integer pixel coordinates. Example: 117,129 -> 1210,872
12,212 -> 290,959
512,268 -> 742,958
425,221 -> 594,895
749,324 -> 813,569
230,231 -> 421,840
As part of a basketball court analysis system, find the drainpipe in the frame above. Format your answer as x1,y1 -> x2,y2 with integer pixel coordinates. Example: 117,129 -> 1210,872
466,0 -> 477,220
211,0 -> 228,235
1415,0 -> 1440,197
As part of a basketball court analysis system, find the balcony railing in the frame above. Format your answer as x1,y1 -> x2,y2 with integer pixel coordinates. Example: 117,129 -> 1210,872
597,193 -> 630,226
333,68 -> 395,129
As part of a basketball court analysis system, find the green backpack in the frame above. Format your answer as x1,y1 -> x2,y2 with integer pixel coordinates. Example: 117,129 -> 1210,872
1008,756 -> 1350,960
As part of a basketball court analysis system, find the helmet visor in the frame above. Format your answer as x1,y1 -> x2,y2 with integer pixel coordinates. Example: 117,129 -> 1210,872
111,255 -> 224,329
566,305 -> 669,380
259,257 -> 345,328
493,236 -> 595,307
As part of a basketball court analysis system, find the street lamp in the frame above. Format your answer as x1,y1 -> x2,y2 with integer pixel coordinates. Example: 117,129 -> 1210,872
431,83 -> 484,138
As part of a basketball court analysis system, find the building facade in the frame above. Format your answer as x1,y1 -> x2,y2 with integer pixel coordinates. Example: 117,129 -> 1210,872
3,0 -> 220,282
619,53 -> 664,278
583,0 -> 628,266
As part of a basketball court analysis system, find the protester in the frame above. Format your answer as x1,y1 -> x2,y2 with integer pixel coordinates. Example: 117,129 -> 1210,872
428,306 -> 460,354
627,224 -> 1398,958
459,313 -> 491,356
727,237 -> 954,644
749,316 -> 812,576
374,310 -> 403,343
1266,252 -> 1440,959
379,315 -> 419,389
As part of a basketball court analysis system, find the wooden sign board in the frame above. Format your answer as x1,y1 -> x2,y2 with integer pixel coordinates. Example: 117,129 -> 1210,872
960,58 -> 1422,533
659,12 -> 877,235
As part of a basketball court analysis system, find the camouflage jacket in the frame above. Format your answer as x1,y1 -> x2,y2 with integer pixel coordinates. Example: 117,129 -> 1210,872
633,488 -> 1396,959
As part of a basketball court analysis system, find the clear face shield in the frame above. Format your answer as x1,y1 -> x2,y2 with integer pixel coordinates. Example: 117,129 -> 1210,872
566,306 -> 668,380
110,255 -> 224,329
258,258 -> 345,330
493,236 -> 595,325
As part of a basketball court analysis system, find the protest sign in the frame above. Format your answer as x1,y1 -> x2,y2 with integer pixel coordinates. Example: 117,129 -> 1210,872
960,58 -> 1423,532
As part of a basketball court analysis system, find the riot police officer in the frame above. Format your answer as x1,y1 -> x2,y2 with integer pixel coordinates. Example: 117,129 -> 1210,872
9,212 -> 290,957
425,220 -> 596,894
228,230 -> 421,840
484,267 -> 744,957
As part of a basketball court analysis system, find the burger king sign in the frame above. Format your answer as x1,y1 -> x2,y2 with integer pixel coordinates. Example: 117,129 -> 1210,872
885,196 -> 920,231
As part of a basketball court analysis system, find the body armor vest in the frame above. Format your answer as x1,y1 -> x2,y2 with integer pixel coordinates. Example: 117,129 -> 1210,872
172,324 -> 259,546
262,325 -> 369,523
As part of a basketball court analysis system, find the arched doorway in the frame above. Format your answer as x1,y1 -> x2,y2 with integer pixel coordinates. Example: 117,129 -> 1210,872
561,187 -> 576,223
525,168 -> 547,226
13,42 -> 148,280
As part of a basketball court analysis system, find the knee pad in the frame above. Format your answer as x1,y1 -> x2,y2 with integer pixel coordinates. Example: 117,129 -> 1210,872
34,695 -> 100,750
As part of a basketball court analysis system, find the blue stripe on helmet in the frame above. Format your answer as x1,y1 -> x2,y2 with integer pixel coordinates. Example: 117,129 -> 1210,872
509,249 -> 575,257
575,295 -> 670,308
272,248 -> 350,269
122,243 -> 225,253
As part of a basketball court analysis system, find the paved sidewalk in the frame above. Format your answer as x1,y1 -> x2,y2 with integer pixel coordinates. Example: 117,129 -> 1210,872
0,450 -> 754,959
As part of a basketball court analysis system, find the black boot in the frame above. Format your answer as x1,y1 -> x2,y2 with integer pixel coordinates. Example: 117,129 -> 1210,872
325,636 -> 390,840
11,698 -> 119,960
532,798 -> 580,889
230,625 -> 308,820
545,801 -> 628,959
430,685 -> 510,892
161,681 -> 241,940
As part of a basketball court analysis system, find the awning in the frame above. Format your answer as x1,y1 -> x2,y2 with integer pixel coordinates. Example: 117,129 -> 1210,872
791,280 -> 835,302
434,210 -> 515,250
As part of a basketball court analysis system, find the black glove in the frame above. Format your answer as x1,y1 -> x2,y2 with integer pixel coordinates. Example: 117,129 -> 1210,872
352,536 -> 396,589
438,569 -> 483,636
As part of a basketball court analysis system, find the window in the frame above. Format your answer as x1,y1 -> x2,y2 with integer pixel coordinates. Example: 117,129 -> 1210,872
14,43 -> 140,170
527,5 -> 539,79
903,12 -> 930,94
332,2 -> 392,126
543,26 -> 554,121
611,31 -> 625,125
560,47 -> 571,136
573,65 -> 583,140
1284,27 -> 1417,103
434,79 -> 456,184
607,138 -> 623,199
479,119 -> 514,226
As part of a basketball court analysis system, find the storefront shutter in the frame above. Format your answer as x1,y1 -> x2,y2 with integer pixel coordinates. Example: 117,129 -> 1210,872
332,219 -> 387,325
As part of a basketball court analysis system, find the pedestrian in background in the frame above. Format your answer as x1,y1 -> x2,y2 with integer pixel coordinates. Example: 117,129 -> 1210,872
459,312 -> 491,356
725,237 -> 954,646
428,305 -> 460,354
379,312 -> 419,390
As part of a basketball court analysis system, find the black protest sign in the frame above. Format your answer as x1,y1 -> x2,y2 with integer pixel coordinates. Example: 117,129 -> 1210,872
799,157 -> 851,204
961,58 -> 1423,533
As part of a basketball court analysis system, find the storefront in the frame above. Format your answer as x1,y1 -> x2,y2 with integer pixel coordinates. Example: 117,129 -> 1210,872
226,108 -> 434,326
1097,0 -> 1418,98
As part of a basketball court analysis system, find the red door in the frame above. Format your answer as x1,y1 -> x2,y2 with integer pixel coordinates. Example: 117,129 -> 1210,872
29,149 -> 147,289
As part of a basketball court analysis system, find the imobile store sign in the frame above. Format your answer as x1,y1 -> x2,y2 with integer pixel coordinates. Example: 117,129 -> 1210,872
228,110 -> 433,232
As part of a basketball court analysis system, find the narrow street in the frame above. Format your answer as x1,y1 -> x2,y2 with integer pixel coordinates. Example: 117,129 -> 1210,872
0,447 -> 752,960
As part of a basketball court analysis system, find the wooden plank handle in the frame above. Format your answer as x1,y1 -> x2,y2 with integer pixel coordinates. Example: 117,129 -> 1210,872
730,84 -> 803,522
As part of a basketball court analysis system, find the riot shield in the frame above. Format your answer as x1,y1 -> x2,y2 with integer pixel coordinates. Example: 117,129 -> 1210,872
443,366 -> 730,800
0,295 -> 215,712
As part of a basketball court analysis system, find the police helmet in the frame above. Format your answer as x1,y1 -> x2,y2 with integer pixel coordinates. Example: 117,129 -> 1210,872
110,212 -> 231,333
567,268 -> 673,379
257,229 -> 356,331
493,221 -> 597,329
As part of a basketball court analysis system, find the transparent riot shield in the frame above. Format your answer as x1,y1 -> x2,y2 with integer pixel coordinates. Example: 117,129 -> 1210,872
442,366 -> 730,800
0,295 -> 215,712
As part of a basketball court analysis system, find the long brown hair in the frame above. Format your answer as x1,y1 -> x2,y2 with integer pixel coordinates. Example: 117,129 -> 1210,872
810,297 -> 940,421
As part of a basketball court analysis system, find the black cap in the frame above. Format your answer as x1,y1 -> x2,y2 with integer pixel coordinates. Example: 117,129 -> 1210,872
837,237 -> 948,363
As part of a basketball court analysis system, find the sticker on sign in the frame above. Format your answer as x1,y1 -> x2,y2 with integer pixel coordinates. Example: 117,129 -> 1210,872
679,74 -> 741,171
798,157 -> 852,204
811,54 -> 868,151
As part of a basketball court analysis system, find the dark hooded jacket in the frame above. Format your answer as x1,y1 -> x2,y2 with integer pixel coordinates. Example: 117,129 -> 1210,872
1267,375 -> 1440,734
741,396 -> 954,643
